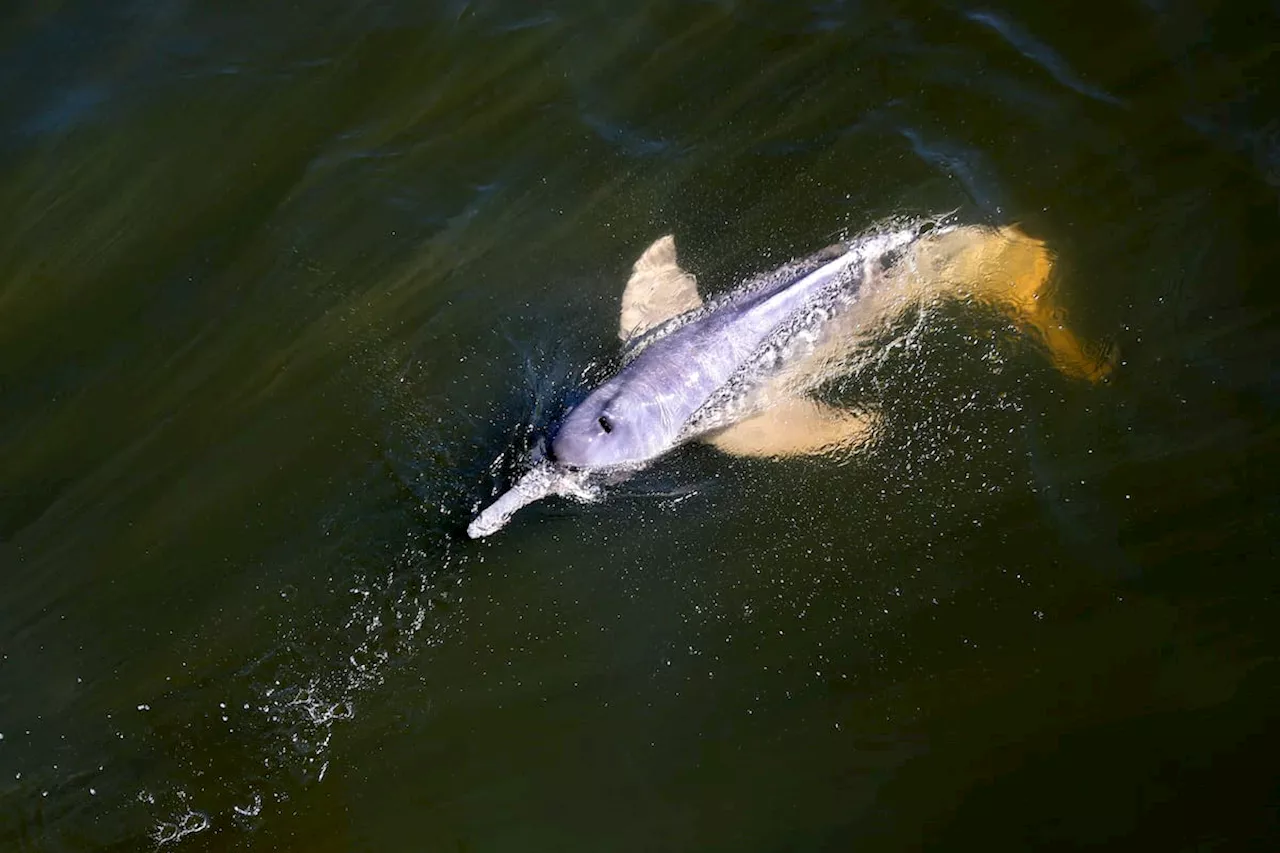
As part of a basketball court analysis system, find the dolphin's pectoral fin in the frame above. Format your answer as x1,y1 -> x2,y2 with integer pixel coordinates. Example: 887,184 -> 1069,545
618,235 -> 702,342
705,398 -> 875,459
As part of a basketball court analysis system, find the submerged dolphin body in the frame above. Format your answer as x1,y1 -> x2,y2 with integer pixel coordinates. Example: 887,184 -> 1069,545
467,219 -> 1109,538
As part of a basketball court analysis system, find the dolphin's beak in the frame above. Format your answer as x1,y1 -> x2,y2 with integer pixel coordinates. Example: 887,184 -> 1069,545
466,461 -> 599,538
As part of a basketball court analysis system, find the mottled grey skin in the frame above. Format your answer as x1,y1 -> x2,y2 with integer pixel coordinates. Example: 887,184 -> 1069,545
467,221 -> 937,538
553,225 -> 927,465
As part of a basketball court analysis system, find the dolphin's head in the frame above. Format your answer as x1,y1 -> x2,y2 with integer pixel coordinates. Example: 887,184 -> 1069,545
550,381 -> 664,470
468,373 -> 673,538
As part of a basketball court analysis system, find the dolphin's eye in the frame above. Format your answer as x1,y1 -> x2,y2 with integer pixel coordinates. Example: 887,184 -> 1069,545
598,415 -> 613,434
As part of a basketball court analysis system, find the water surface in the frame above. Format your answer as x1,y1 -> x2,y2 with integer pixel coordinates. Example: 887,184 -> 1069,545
2,0 -> 1278,849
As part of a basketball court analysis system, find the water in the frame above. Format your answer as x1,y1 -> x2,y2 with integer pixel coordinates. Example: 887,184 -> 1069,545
2,1 -> 1278,849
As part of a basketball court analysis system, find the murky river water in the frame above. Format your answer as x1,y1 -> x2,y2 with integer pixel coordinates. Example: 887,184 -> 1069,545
2,1 -> 1279,850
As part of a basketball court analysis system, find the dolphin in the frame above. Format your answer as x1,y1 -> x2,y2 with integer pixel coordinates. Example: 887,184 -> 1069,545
467,217 -> 1110,538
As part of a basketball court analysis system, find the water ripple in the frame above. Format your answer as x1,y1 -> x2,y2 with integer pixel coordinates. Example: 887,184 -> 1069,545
965,9 -> 1125,107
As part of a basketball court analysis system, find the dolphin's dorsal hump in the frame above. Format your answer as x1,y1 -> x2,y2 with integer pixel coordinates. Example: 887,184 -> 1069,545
618,235 -> 702,342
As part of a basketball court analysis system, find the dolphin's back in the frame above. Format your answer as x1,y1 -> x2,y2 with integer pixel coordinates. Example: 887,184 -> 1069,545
600,246 -> 873,452
556,225 -> 927,467
619,243 -> 850,364
680,225 -> 926,435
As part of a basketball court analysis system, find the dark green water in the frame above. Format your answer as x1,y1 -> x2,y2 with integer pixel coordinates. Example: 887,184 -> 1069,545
2,1 -> 1279,850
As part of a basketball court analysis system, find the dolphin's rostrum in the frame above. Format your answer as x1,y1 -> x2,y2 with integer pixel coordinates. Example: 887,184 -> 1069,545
468,217 -> 1109,538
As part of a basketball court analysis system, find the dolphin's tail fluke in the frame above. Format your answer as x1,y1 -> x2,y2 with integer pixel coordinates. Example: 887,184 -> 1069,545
907,225 -> 1114,382
983,226 -> 1114,382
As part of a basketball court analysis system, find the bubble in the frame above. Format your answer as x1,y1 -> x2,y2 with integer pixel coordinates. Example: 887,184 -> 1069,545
151,810 -> 210,846
232,793 -> 263,817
